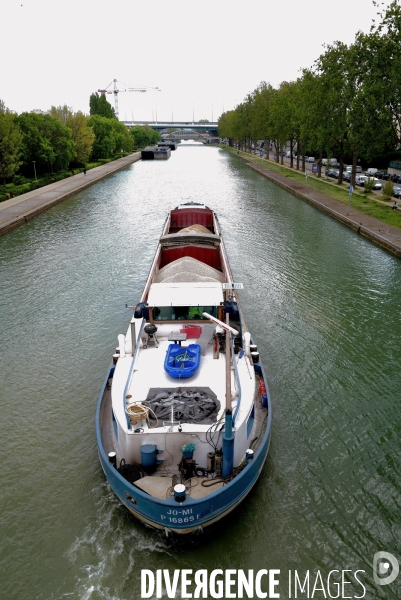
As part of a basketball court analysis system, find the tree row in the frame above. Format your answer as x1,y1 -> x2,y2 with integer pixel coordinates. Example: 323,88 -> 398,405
218,1 -> 401,185
0,94 -> 160,187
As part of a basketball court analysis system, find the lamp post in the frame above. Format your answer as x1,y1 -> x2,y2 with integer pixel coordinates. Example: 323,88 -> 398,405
33,161 -> 37,181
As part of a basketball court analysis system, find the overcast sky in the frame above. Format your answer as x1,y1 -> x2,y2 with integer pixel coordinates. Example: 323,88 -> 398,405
2,0 -> 389,123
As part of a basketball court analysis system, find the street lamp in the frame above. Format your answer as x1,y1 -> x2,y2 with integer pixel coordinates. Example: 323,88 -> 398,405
33,161 -> 37,180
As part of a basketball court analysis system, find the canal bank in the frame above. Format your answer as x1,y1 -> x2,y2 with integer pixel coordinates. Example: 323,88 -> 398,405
0,152 -> 141,236
224,148 -> 401,258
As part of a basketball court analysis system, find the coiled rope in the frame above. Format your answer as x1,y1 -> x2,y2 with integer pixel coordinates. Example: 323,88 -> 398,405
126,403 -> 159,428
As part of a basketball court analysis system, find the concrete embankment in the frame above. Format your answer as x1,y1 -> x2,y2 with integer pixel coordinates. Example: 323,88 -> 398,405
0,152 -> 141,236
246,162 -> 401,258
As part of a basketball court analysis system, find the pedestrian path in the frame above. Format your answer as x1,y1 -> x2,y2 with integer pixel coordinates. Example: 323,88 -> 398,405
247,162 -> 401,258
0,152 -> 141,235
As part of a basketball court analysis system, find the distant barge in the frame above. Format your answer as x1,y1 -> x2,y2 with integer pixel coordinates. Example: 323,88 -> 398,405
141,146 -> 171,160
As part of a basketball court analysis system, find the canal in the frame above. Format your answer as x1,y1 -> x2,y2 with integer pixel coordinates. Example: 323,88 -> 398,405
0,144 -> 400,599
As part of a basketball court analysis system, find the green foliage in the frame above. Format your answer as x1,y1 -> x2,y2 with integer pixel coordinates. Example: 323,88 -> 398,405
89,92 -> 117,119
363,177 -> 376,193
66,112 -> 94,165
0,112 -> 23,184
382,179 -> 394,200
12,174 -> 28,185
49,105 -> 73,125
218,5 -> 401,174
110,119 -> 134,153
87,116 -> 133,159
15,112 -> 75,175
130,125 -> 160,149
87,115 -> 116,159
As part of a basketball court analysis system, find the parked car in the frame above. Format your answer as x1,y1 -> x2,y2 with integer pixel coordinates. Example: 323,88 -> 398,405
356,176 -> 382,189
366,168 -> 378,176
322,158 -> 338,166
325,168 -> 338,178
368,177 -> 382,190
306,156 -> 315,163
355,175 -> 368,186
346,165 -> 363,173
393,186 -> 401,198
342,171 -> 352,182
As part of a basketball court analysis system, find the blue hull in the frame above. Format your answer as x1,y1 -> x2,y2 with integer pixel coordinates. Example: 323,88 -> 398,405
96,362 -> 272,534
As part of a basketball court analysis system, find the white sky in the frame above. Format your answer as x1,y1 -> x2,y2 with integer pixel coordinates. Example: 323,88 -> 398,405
2,0 -> 389,123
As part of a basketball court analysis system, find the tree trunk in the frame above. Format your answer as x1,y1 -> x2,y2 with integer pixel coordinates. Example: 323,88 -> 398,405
280,145 -> 284,165
337,141 -> 345,185
301,148 -> 305,173
290,138 -> 294,169
265,139 -> 269,160
351,151 -> 357,187
318,149 -> 322,178
274,142 -> 279,163
296,141 -> 300,170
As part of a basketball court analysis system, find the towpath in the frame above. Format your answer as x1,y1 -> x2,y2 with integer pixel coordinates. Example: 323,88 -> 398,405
0,152 -> 141,236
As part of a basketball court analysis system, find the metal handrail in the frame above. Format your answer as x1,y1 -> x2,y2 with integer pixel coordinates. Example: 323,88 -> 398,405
122,318 -> 146,429
231,337 -> 242,425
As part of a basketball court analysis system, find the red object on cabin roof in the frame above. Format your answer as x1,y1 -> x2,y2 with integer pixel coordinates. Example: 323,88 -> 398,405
180,326 -> 202,339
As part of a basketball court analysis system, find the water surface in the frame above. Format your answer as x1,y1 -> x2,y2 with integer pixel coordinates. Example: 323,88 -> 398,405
1,144 -> 400,599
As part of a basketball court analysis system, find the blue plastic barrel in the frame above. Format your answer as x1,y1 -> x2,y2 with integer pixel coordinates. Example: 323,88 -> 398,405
141,444 -> 157,471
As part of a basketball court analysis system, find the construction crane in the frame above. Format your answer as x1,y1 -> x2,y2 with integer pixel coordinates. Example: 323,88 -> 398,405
98,79 -> 160,119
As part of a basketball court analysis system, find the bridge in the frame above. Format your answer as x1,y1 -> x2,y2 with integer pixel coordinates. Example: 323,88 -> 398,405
121,120 -> 219,135
163,130 -> 209,142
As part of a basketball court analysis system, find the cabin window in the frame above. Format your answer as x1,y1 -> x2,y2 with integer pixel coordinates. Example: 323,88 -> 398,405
152,305 -> 217,321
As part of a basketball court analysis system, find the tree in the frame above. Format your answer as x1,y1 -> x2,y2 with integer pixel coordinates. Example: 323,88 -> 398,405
251,82 -> 275,159
130,125 -> 160,148
0,112 -> 23,184
313,41 -> 357,183
41,115 -> 75,171
269,82 -> 299,164
352,3 -> 401,155
88,115 -> 117,159
110,119 -> 134,153
66,112 -> 95,165
16,112 -> 74,175
49,105 -> 73,125
89,92 -> 116,119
